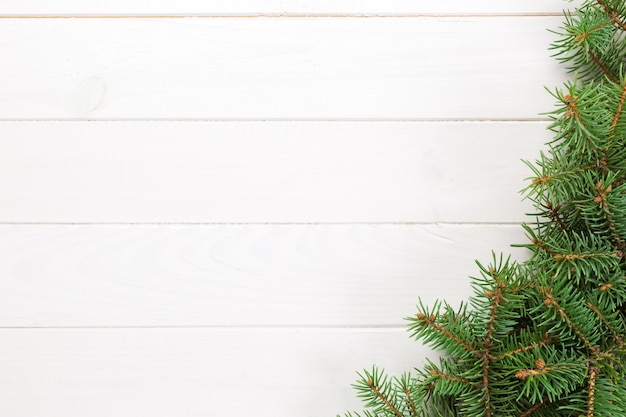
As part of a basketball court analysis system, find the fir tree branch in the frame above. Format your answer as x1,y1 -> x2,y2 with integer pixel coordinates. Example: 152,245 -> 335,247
531,161 -> 601,189
515,358 -> 580,380
586,302 -> 619,340
531,236 -> 556,257
480,273 -> 505,417
429,369 -> 472,386
541,286 -> 596,351
416,313 -> 476,354
493,334 -> 553,360
552,250 -> 620,262
546,201 -> 569,233
518,398 -> 548,417
586,48 -> 619,84
366,379 -> 404,417
596,0 -> 626,31
515,358 -> 584,381
592,181 -> 624,246
403,388 -> 418,417
565,92 -> 582,121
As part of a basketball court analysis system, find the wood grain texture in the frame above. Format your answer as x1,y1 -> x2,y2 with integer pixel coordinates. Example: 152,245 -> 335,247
0,9 -> 568,417
0,121 -> 547,223
0,328 -> 425,417
0,17 -> 568,119
0,0 -> 582,16
0,224 -> 531,327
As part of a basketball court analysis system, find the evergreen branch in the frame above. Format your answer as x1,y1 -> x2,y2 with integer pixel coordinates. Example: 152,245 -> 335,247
592,181 -> 623,246
531,174 -> 553,187
515,358 -> 580,380
596,0 -> 626,31
551,9 -> 625,84
586,301 -> 619,340
518,398 -> 547,417
493,333 -> 553,360
565,92 -> 584,121
541,286 -> 596,351
429,369 -> 472,386
366,379 -> 404,417
561,92 -> 601,145
586,48 -> 619,84
415,312 -> 476,354
397,373 -> 420,417
530,236 -> 556,257
403,388 -> 418,417
546,201 -> 569,233
479,272 -> 506,417
552,250 -> 620,262
525,150 -> 606,206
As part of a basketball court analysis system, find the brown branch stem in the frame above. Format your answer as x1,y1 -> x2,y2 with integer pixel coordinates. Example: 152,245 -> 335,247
429,369 -> 472,385
417,313 -> 476,353
367,380 -> 404,417
597,0 -> 626,31
587,302 -> 619,339
587,48 -> 619,84
404,388 -> 418,417
494,334 -> 553,360
587,368 -> 597,417
541,287 -> 596,351
519,398 -> 548,417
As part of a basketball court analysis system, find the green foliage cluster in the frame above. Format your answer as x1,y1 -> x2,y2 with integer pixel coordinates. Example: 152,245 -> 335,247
342,1 -> 626,416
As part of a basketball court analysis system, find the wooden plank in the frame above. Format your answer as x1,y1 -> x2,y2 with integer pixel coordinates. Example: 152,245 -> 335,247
0,224 -> 531,327
1,1 -> 584,17
0,17 -> 568,120
0,1 -> 582,16
0,121 -> 547,223
0,327 -> 426,417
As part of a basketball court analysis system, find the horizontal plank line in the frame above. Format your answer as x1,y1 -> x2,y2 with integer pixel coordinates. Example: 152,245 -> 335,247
0,117 -> 552,123
0,221 -> 529,225
0,324 -> 408,330
0,13 -> 569,18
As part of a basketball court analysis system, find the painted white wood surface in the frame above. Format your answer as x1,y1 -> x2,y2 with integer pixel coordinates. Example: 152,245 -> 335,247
0,17 -> 568,120
0,328 -> 424,417
0,4 -> 577,416
0,224 -> 530,327
0,121 -> 546,224
1,0 -> 581,16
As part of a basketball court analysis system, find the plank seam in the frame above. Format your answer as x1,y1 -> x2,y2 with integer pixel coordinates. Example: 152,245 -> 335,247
0,118 -> 553,123
0,325 -> 408,330
0,222 -> 525,226
0,13 -> 570,19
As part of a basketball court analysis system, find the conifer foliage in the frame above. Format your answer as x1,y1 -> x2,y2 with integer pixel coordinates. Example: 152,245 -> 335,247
342,1 -> 626,416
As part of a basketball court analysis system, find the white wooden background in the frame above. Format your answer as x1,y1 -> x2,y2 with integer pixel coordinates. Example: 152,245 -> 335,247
0,2 -> 580,416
